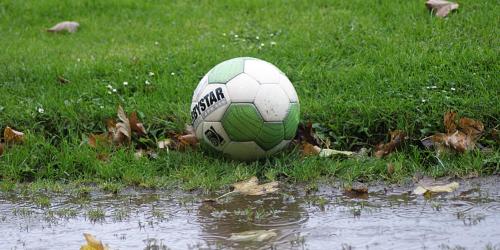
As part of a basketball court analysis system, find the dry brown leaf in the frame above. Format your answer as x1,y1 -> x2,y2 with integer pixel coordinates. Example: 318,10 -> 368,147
232,176 -> 279,196
228,229 -> 277,242
80,233 -> 109,250
458,117 -> 484,141
0,143 -> 4,156
444,111 -> 457,134
111,106 -> 131,145
422,113 -> 484,154
129,111 -> 147,136
301,142 -> 321,156
425,0 -> 459,17
414,182 -> 459,195
88,134 -> 110,148
374,130 -> 407,158
48,21 -> 80,33
4,127 -> 25,144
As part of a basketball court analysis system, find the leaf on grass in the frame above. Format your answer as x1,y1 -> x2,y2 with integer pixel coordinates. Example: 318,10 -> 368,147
157,139 -> 172,149
387,163 -> 395,175
0,143 -> 4,156
422,112 -> 484,154
160,125 -> 198,151
57,75 -> 70,84
413,181 -> 459,195
425,0 -> 459,17
319,148 -> 354,157
232,176 -> 279,196
80,233 -> 109,250
129,111 -> 147,136
301,142 -> 321,156
110,105 -> 131,145
48,21 -> 80,33
88,134 -> 110,148
228,229 -> 277,242
4,127 -> 24,144
374,130 -> 407,158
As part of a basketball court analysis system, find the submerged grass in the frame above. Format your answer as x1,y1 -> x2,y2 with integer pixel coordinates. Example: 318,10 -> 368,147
0,0 -> 499,191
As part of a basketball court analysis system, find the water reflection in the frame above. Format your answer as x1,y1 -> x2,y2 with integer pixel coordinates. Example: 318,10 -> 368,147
0,176 -> 499,249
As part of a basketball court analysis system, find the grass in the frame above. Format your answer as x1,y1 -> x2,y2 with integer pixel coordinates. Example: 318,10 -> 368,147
0,0 -> 499,191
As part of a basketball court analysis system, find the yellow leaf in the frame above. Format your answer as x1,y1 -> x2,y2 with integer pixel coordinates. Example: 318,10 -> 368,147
4,126 -> 24,144
228,229 -> 277,242
80,233 -> 109,250
232,176 -> 279,196
413,182 -> 459,195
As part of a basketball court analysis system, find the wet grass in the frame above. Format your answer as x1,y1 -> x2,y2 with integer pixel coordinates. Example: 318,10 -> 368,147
0,0 -> 499,190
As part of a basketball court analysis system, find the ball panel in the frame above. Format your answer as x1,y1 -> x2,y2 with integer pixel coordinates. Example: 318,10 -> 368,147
255,122 -> 284,150
254,84 -> 290,122
223,141 -> 266,161
202,122 -> 230,151
221,103 -> 263,141
266,140 -> 291,156
278,73 -> 299,103
207,58 -> 245,84
283,103 -> 300,140
244,59 -> 281,84
226,73 -> 260,102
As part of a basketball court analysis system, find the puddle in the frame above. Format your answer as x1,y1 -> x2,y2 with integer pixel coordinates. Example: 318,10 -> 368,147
1,176 -> 500,249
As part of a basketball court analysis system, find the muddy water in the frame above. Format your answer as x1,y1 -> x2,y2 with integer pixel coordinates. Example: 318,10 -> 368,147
1,177 -> 500,250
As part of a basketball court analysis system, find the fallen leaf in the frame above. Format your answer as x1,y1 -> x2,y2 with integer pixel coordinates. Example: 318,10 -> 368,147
57,75 -> 70,84
48,21 -> 80,33
422,112 -> 484,154
129,111 -> 147,136
88,134 -> 110,148
0,143 -> 4,156
111,105 -> 131,145
232,176 -> 279,196
80,233 -> 109,250
444,111 -> 457,133
157,139 -> 172,149
4,127 -> 24,144
301,142 -> 321,156
319,148 -> 354,157
228,229 -> 277,242
425,0 -> 459,17
413,181 -> 459,195
374,130 -> 407,158
296,122 -> 316,144
178,125 -> 198,146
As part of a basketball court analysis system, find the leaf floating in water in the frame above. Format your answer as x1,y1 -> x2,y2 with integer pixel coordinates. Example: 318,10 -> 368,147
413,182 -> 459,195
47,21 -> 80,33
228,229 -> 277,242
425,0 -> 459,17
232,176 -> 279,196
4,127 -> 24,144
80,233 -> 109,250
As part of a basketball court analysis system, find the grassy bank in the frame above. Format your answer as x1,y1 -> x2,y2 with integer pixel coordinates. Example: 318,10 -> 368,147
0,0 -> 498,190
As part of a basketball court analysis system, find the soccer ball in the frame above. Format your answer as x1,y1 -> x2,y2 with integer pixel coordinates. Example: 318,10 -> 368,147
190,57 -> 299,160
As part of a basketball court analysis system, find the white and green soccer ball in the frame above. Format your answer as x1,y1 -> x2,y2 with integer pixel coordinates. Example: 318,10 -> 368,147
191,57 -> 299,161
